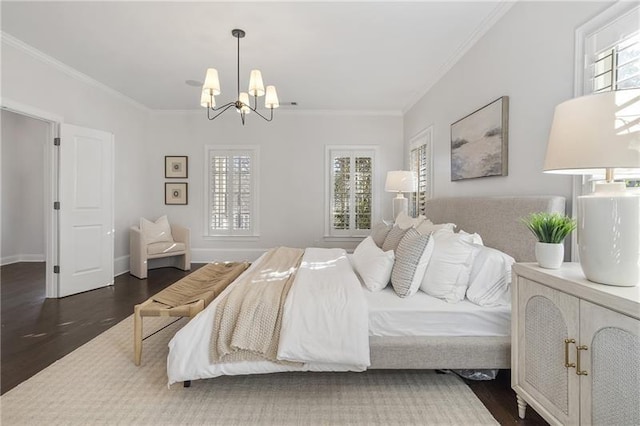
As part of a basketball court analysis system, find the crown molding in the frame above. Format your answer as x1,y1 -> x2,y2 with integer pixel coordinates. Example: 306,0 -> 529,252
401,0 -> 517,114
1,31 -> 151,112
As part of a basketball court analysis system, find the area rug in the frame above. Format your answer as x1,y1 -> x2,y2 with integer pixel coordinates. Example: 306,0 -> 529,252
1,315 -> 498,425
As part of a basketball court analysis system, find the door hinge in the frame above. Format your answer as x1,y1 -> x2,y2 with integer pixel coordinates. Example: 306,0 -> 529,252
54,137 -> 61,146
53,265 -> 60,274
53,201 -> 60,210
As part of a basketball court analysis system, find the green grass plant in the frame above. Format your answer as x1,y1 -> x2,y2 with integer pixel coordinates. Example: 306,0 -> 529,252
522,212 -> 576,244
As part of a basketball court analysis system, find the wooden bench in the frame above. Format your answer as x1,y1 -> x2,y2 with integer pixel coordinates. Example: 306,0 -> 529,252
133,261 -> 250,365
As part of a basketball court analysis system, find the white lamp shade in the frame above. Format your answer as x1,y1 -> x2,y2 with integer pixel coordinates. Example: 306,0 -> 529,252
203,68 -> 221,95
544,89 -> 640,175
265,85 -> 279,109
248,70 -> 265,97
385,171 -> 416,193
200,89 -> 215,108
238,92 -> 251,114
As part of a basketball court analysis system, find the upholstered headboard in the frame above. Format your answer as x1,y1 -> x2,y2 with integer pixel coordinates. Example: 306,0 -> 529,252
424,196 -> 566,262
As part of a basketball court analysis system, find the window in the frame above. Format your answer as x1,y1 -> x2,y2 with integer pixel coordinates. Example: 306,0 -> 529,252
578,3 -> 639,95
326,146 -> 376,237
593,33 -> 640,188
409,127 -> 433,217
593,33 -> 639,93
205,145 -> 259,237
577,3 -> 640,190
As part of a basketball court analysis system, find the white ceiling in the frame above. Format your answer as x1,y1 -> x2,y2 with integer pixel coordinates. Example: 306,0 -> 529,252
1,1 -> 510,112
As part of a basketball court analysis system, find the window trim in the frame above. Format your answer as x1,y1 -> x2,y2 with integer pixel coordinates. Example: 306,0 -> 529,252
324,145 -> 379,239
202,144 -> 260,238
408,126 -> 434,217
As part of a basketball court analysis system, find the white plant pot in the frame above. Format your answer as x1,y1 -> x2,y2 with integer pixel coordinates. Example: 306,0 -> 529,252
535,242 -> 564,269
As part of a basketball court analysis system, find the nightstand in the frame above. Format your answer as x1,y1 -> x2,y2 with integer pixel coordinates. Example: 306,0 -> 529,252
511,262 -> 640,425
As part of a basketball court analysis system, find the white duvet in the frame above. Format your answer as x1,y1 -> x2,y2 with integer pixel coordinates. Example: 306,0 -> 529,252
167,248 -> 370,385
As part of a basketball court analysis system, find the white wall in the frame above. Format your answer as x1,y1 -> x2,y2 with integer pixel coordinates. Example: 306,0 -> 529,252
1,109 -> 47,264
1,40 -> 152,272
146,111 -> 403,261
1,38 -> 404,273
403,1 -> 610,208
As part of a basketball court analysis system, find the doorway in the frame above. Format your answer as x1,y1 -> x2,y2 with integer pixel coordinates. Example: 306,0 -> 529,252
1,109 -> 49,295
2,100 -> 114,298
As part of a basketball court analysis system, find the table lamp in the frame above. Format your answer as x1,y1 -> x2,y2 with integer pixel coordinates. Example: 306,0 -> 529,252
544,88 -> 640,287
385,171 -> 416,219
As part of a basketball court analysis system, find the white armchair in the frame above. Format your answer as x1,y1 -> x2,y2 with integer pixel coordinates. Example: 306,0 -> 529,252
129,222 -> 191,279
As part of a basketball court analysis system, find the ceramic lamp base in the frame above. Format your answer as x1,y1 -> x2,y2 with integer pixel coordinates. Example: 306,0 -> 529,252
578,190 -> 640,287
392,195 -> 408,220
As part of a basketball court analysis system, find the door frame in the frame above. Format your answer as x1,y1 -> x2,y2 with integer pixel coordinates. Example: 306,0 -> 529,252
1,98 -> 62,298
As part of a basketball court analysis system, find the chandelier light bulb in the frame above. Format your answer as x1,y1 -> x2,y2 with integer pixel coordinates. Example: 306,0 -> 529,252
203,68 -> 221,95
265,85 -> 279,109
238,92 -> 251,114
248,70 -> 265,97
200,89 -> 215,108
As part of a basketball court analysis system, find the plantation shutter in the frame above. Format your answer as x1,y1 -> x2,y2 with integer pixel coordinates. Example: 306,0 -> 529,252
589,31 -> 640,187
329,148 -> 375,236
207,147 -> 257,236
409,127 -> 433,217
410,143 -> 429,216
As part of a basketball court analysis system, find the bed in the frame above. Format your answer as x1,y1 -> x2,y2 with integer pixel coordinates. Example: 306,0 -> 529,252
167,195 -> 565,385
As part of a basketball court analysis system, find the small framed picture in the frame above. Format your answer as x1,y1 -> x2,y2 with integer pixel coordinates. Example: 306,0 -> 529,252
165,156 -> 188,178
165,182 -> 188,205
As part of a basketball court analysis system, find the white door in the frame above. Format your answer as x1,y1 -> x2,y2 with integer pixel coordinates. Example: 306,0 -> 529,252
58,124 -> 114,297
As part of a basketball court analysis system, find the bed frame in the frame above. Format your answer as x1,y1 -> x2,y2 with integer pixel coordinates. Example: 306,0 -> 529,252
369,195 -> 565,370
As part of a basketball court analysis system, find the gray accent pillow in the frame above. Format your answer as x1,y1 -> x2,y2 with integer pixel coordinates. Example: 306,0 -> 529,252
381,225 -> 408,252
370,222 -> 392,248
391,228 -> 434,298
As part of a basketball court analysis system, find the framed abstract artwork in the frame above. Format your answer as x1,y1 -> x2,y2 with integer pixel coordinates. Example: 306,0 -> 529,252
165,182 -> 188,205
450,96 -> 509,181
165,156 -> 188,178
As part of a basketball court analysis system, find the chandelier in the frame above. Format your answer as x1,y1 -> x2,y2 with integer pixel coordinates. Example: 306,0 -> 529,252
200,29 -> 279,125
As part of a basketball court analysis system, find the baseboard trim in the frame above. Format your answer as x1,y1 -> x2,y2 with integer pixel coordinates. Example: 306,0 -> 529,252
1,254 -> 46,266
114,255 -> 130,277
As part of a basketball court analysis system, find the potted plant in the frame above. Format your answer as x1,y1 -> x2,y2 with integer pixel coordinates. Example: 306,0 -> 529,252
522,212 -> 576,269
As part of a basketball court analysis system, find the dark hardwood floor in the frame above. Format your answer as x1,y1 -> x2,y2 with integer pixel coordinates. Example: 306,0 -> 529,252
1,262 -> 547,425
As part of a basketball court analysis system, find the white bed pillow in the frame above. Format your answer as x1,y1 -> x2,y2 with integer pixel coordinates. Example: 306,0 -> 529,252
415,219 -> 456,236
458,229 -> 484,245
466,245 -> 515,307
369,221 -> 392,248
352,236 -> 395,292
420,230 -> 477,303
391,229 -> 434,298
395,211 -> 426,230
140,215 -> 174,244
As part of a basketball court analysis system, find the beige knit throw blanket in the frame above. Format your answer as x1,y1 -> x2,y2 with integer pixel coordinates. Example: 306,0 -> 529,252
210,247 -> 304,365
152,262 -> 250,308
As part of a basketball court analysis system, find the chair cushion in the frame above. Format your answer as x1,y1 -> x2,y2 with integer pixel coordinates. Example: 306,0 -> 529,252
147,242 -> 186,255
140,215 -> 174,244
